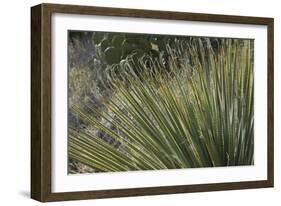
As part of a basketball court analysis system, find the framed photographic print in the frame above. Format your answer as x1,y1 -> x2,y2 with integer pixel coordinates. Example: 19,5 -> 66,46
31,3 -> 274,202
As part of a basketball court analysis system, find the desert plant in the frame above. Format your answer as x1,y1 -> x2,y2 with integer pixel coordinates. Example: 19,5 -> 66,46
68,37 -> 254,172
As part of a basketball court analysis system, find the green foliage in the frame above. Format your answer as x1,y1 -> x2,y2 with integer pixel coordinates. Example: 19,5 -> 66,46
93,32 -> 184,66
69,37 -> 254,172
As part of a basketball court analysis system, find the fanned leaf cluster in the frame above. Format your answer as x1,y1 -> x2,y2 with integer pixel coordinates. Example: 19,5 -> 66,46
69,38 -> 254,172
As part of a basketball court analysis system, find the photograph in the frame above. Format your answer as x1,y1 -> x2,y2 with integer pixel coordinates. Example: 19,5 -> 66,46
30,3 -> 273,201
67,31 -> 254,174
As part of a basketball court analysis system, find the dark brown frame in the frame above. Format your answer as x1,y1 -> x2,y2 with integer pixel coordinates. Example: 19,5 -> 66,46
31,3 -> 274,202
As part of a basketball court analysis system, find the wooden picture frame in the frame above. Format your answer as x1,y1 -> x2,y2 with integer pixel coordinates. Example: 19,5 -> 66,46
31,3 -> 274,202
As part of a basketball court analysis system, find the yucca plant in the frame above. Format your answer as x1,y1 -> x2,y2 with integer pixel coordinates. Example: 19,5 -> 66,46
69,37 -> 254,173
